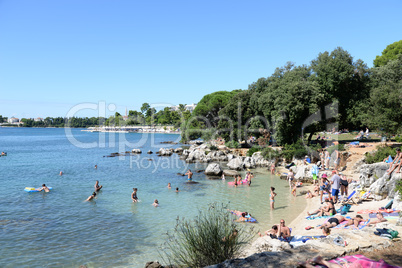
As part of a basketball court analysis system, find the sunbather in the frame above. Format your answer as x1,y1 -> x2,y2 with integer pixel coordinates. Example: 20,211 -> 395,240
307,199 -> 335,217
368,212 -> 388,226
344,215 -> 364,228
319,215 -> 345,229
299,256 -> 345,268
387,148 -> 401,175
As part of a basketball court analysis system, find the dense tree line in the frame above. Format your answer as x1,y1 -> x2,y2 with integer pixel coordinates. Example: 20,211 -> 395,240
17,117 -> 106,128
181,41 -> 402,145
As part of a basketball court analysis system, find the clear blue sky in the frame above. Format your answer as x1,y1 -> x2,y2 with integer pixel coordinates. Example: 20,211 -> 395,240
0,0 -> 401,119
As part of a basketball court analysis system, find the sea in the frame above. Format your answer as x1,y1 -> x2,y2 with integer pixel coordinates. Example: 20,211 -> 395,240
0,127 -> 306,267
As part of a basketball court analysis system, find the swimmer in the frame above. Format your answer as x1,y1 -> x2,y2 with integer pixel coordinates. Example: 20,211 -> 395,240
95,180 -> 103,192
185,169 -> 193,181
131,188 -> 138,202
38,184 -> 50,193
221,173 -> 225,180
235,212 -> 248,222
152,199 -> 159,207
94,165 -> 97,169
167,183 -> 171,189
59,171 -> 63,176
175,187 -> 179,193
270,187 -> 277,210
86,192 -> 96,201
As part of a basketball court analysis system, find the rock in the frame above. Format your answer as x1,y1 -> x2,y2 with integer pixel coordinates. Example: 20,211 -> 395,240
160,141 -> 178,144
147,151 -> 153,154
144,261 -> 163,268
159,148 -> 173,156
227,154 -> 236,161
208,151 -> 228,161
243,156 -> 256,169
177,173 -> 185,176
174,148 -> 183,154
205,163 -> 223,176
359,162 -> 389,188
223,170 -> 239,177
368,171 -> 402,199
241,236 -> 292,257
132,149 -> 142,154
227,157 -> 244,170
188,140 -> 203,145
186,150 -> 206,163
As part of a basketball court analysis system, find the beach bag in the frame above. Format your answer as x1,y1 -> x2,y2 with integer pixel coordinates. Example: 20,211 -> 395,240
333,236 -> 345,247
340,204 -> 351,215
388,229 -> 399,239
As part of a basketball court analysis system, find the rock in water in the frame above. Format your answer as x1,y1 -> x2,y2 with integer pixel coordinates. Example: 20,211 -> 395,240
205,163 -> 223,176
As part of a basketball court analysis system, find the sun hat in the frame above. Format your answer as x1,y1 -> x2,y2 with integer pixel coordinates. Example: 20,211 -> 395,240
322,174 -> 328,178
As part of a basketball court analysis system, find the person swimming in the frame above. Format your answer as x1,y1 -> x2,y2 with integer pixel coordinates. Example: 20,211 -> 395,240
59,171 -> 63,176
152,199 -> 159,207
131,188 -> 138,202
38,184 -> 50,192
175,187 -> 179,192
86,192 -> 96,201
167,183 -> 171,189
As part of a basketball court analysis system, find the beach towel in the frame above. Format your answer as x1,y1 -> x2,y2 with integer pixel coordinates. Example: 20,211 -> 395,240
289,235 -> 326,247
333,219 -> 371,230
369,212 -> 400,218
357,209 -> 400,214
329,254 -> 399,268
306,215 -> 333,220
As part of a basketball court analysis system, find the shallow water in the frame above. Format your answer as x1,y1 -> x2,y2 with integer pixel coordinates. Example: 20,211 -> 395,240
0,128 -> 305,267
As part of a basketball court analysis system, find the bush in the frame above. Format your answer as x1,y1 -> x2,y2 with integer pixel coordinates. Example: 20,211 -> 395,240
225,141 -> 240,148
395,136 -> 402,142
247,146 -> 262,156
281,140 -> 308,162
261,147 -> 281,160
209,145 -> 218,151
365,145 -> 396,164
160,203 -> 254,268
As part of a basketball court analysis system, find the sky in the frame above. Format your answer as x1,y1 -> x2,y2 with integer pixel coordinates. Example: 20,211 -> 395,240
0,0 -> 401,119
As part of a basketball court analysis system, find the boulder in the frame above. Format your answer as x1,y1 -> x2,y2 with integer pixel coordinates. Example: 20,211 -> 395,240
186,150 -> 206,163
227,154 -> 236,161
227,157 -> 244,170
359,162 -> 389,188
208,151 -> 228,162
368,172 -> 402,199
144,261 -> 164,268
174,148 -> 183,154
159,148 -> 173,156
204,163 -> 223,176
132,149 -> 142,154
243,156 -> 256,169
241,236 -> 292,257
147,151 -> 153,154
223,169 -> 239,177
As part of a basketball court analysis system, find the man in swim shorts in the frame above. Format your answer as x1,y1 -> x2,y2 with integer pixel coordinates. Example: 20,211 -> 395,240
131,188 -> 138,202
185,169 -> 193,181
319,215 -> 345,229
330,170 -> 341,203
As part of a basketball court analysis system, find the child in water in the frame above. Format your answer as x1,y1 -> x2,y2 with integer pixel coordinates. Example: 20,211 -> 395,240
270,187 -> 277,210
292,183 -> 297,197
152,199 -> 159,207
131,188 -> 138,202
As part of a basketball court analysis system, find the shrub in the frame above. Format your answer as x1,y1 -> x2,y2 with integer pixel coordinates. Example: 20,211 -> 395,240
261,147 -> 281,160
160,203 -> 254,268
209,145 -> 218,151
395,136 -> 402,143
365,145 -> 396,164
281,140 -> 308,162
225,141 -> 240,148
247,146 -> 262,156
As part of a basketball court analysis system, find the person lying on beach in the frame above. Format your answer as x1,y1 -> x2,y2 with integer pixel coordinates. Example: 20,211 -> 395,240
38,184 -> 50,192
152,199 -> 159,207
344,215 -> 364,228
94,180 -> 103,192
319,215 -> 345,229
299,256 -> 345,268
368,212 -> 388,226
86,192 -> 96,201
131,188 -> 138,202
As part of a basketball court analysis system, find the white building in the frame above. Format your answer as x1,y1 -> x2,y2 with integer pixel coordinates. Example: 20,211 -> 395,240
8,117 -> 19,123
170,103 -> 197,112
34,117 -> 43,122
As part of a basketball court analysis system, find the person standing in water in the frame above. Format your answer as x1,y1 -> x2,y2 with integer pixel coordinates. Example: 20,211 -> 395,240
94,180 -> 103,192
270,163 -> 275,174
59,171 -> 63,176
94,165 -> 97,169
131,188 -> 138,202
270,187 -> 277,210
185,169 -> 193,181
246,172 -> 254,186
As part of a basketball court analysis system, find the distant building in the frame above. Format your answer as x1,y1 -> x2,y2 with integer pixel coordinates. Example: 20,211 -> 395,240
8,117 -> 19,123
170,103 -> 197,113
34,117 -> 43,122
122,108 -> 128,121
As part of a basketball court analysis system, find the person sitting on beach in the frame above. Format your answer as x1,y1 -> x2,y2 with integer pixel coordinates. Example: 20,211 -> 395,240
387,148 -> 401,175
303,155 -> 311,165
313,184 -> 320,195
305,190 -> 317,199
86,192 -> 96,201
368,212 -> 388,226
270,187 -> 277,209
277,219 -> 291,239
152,199 -> 159,207
167,183 -> 171,189
131,188 -> 138,202
308,199 -> 335,217
259,225 -> 278,238
319,215 -> 345,229
94,180 -> 103,192
185,169 -> 193,181
38,184 -> 50,192
344,215 -> 364,228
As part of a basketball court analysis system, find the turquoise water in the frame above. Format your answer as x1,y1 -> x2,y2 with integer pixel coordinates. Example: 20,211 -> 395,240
0,128 -> 305,267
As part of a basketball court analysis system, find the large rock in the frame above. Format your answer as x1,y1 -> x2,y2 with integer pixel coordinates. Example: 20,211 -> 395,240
208,151 -> 228,162
368,172 -> 402,199
205,163 -> 223,176
174,148 -> 183,154
359,162 -> 389,187
159,148 -> 173,156
132,149 -> 142,154
243,156 -> 256,169
186,149 -> 206,163
227,157 -> 244,170
241,236 -> 292,257
223,169 -> 239,177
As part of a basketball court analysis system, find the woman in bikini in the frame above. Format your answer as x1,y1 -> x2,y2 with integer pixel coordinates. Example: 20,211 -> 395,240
270,187 -> 277,210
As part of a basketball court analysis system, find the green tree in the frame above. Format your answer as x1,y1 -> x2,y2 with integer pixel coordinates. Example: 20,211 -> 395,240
141,103 -> 150,114
374,40 -> 402,67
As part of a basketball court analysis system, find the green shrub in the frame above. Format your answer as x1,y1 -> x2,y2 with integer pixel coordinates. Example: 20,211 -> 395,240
261,147 -> 281,160
160,203 -> 254,268
395,136 -> 402,142
280,140 -> 308,162
225,141 -> 240,148
209,145 -> 218,151
365,145 -> 396,164
247,146 -> 262,156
